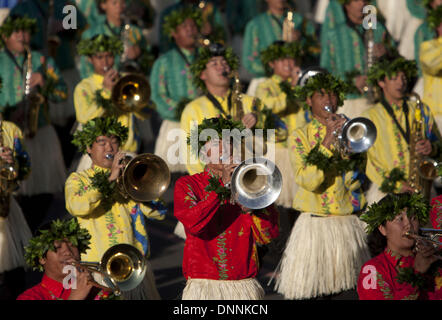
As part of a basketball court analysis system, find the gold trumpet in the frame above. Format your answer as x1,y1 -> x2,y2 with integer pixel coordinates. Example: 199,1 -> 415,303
69,244 -> 147,296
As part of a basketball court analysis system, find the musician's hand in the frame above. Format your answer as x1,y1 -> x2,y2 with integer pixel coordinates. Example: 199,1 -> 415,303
355,75 -> 368,94
414,240 -> 438,274
30,72 -> 45,89
0,147 -> 14,164
290,29 -> 301,41
103,68 -> 119,91
373,43 -> 387,58
67,267 -> 93,300
290,66 -> 302,86
399,183 -> 416,194
415,139 -> 432,156
124,45 -> 141,60
108,151 -> 126,182
221,163 -> 237,185
322,114 -> 346,149
242,113 -> 257,129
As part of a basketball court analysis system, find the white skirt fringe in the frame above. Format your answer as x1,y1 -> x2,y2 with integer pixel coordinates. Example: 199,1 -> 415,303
154,120 -> 187,173
271,147 -> 298,208
337,98 -> 374,120
365,182 -> 386,207
182,277 -> 264,300
0,196 -> 32,273
274,213 -> 370,299
173,221 -> 186,240
19,125 -> 67,196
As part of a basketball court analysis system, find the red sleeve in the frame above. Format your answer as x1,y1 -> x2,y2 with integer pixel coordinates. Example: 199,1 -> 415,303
249,205 -> 279,245
430,195 -> 442,230
16,285 -> 47,300
174,176 -> 221,237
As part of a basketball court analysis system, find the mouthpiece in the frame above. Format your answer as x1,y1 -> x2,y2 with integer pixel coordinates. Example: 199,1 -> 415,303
105,154 -> 114,160
324,105 -> 333,113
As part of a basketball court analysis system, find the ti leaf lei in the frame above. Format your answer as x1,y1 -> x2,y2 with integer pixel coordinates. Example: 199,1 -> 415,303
205,174 -> 231,204
380,167 -> 406,193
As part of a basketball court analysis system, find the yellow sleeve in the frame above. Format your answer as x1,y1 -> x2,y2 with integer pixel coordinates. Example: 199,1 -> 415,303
136,201 -> 166,221
65,172 -> 105,217
288,129 -> 329,192
420,38 -> 442,76
255,81 -> 287,115
343,170 -> 362,191
73,80 -> 110,124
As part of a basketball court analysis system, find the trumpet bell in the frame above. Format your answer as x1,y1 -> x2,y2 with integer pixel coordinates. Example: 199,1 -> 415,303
100,244 -> 146,292
121,153 -> 171,202
340,117 -> 377,153
231,158 -> 282,210
111,73 -> 151,113
418,158 -> 439,181
0,163 -> 18,181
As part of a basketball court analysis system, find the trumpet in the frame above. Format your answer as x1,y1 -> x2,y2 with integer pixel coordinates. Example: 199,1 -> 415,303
69,244 -> 147,296
404,228 -> 442,260
105,153 -> 170,202
324,106 -> 377,154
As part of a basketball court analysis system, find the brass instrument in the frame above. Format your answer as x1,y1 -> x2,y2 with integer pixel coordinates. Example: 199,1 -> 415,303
0,121 -> 19,218
70,244 -> 147,296
229,158 -> 282,210
24,44 -> 45,138
105,153 -> 171,202
404,228 -> 442,260
363,20 -> 375,101
229,70 -> 244,122
282,10 -> 295,42
119,14 -> 141,73
407,92 -> 438,199
111,73 -> 151,114
324,106 -> 377,155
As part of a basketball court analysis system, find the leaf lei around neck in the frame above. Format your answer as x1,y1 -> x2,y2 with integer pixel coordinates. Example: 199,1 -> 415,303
205,173 -> 231,204
380,167 -> 406,194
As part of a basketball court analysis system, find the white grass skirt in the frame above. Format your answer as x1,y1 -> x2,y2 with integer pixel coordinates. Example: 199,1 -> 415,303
182,277 -> 264,300
19,125 -> 67,196
365,182 -> 386,207
173,221 -> 186,240
434,115 -> 442,136
154,120 -> 187,173
76,151 -> 137,172
274,213 -> 370,299
337,98 -> 374,120
270,147 -> 298,208
0,196 -> 32,273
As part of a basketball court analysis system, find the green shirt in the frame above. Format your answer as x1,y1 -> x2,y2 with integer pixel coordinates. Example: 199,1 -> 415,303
76,0 -> 106,26
11,0 -> 87,70
242,11 -> 316,78
150,47 -> 200,122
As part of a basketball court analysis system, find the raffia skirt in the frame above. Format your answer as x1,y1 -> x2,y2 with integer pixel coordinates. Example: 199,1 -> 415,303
154,120 -> 187,173
337,98 -> 374,119
274,213 -> 370,299
0,196 -> 32,273
19,125 -> 67,196
182,278 -> 265,300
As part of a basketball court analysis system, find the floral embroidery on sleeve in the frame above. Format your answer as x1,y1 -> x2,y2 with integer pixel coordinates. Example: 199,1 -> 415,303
212,231 -> 229,280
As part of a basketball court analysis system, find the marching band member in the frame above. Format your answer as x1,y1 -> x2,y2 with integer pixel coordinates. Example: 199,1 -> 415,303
420,4 -> 442,129
362,55 -> 441,205
242,0 -> 316,79
65,116 -> 166,300
18,218 -> 116,300
358,193 -> 442,300
174,117 -> 279,300
320,0 -> 395,119
255,40 -> 311,209
73,34 -> 149,171
0,15 -> 67,203
150,6 -> 201,174
274,72 -> 370,300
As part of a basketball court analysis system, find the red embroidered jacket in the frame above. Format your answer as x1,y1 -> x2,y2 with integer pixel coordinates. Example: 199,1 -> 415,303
430,195 -> 442,233
17,274 -> 110,300
357,248 -> 442,300
174,170 -> 279,281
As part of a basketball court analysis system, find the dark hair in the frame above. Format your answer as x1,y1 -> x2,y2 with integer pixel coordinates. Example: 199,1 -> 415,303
366,223 -> 387,257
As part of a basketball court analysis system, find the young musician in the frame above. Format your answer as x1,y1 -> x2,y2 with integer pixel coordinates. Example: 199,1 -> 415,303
274,72 -> 370,299
358,193 -> 442,300
174,117 -> 279,300
65,116 -> 166,300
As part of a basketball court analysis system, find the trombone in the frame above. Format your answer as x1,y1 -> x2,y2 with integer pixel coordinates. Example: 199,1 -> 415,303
69,244 -> 147,296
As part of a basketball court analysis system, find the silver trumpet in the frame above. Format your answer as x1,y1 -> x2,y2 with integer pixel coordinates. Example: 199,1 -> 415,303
324,106 -> 377,154
404,228 -> 442,260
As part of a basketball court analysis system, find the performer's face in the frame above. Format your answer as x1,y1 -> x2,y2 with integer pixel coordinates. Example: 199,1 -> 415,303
3,30 -> 29,54
100,0 -> 126,19
379,72 -> 407,102
171,18 -> 199,49
269,58 -> 297,80
431,0 -> 442,9
89,52 -> 115,75
87,135 -> 120,169
308,89 -> 339,120
200,56 -> 231,89
378,209 -> 419,252
39,240 -> 80,282
344,0 -> 368,23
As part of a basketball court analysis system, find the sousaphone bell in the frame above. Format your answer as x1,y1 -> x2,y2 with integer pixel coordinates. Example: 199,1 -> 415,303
111,73 -> 151,114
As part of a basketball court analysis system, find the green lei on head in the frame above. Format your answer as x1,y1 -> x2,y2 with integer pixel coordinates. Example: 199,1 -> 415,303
187,117 -> 245,156
162,6 -> 203,37
293,72 -> 350,107
0,15 -> 37,37
72,116 -> 128,154
190,45 -> 239,91
77,34 -> 123,57
260,41 -> 303,76
427,5 -> 442,29
367,56 -> 418,88
24,218 -> 91,272
360,193 -> 430,234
